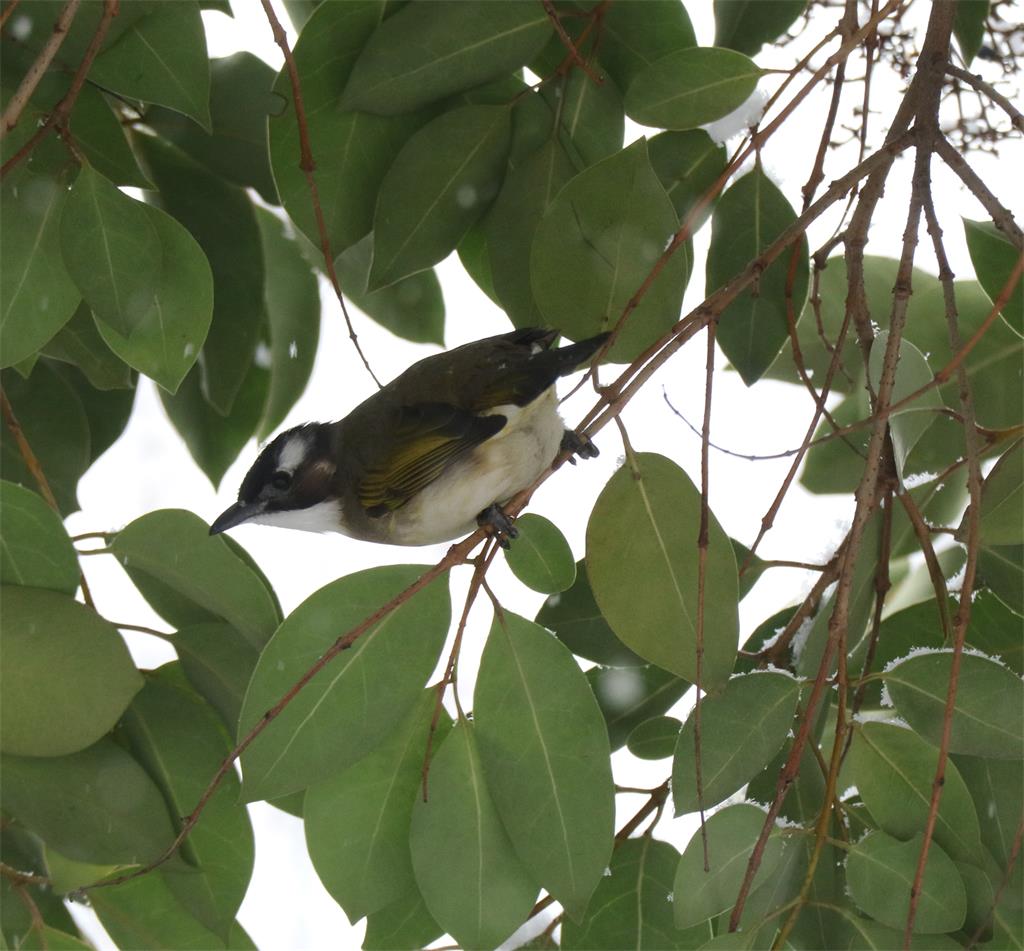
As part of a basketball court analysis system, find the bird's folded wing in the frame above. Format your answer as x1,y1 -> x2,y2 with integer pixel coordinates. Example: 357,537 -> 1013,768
358,402 -> 506,514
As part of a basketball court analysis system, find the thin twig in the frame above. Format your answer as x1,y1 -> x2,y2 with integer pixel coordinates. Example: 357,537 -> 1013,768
258,0 -> 382,389
540,0 -> 601,84
945,64 -> 1024,133
966,815 -> 1024,949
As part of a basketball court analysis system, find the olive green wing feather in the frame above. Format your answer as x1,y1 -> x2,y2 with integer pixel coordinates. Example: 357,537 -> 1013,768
358,403 -> 506,515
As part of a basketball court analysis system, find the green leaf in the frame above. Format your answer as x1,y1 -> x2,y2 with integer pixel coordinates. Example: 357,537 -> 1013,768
0,481 -> 78,593
0,827 -> 78,945
966,589 -> 1024,673
363,890 -> 442,951
486,137 -> 578,328
626,716 -> 681,761
89,1 -> 211,129
536,559 -> 644,666
58,363 -> 135,464
714,0 -> 807,55
964,219 -> 1022,334
533,139 -> 689,363
59,164 -> 162,337
1,737 -> 178,866
457,220 -> 501,307
370,105 -> 511,288
586,452 -> 738,688
846,831 -> 966,934
342,1 -> 551,115
0,586 -> 142,757
147,52 -> 279,203
159,364 -> 268,488
968,439 -> 1024,547
41,302 -> 132,390
239,566 -> 450,801
474,611 -> 614,917
597,0 -> 697,91
954,1 -> 991,65
254,207 -> 320,438
94,201 -> 213,394
673,802 -> 785,928
335,234 -> 445,345
868,332 -> 944,477
112,509 -> 280,648
954,754 -> 1023,870
1,170 -> 80,367
707,165 -> 808,385
175,622 -> 259,734
673,672 -> 800,814
65,84 -> 151,189
563,837 -> 704,950
978,543 -> 1023,616
589,665 -> 691,751
119,666 -> 253,939
537,66 -> 624,167
269,1 -> 428,255
847,721 -> 982,862
648,130 -> 727,232
305,691 -> 451,922
0,362 -> 90,515
135,134 -> 264,415
883,650 -> 1024,759
410,719 -> 537,948
504,513 -> 576,594
624,47 -> 761,130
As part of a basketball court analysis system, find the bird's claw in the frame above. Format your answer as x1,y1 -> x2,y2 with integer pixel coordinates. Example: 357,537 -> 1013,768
561,429 -> 599,463
477,503 -> 518,549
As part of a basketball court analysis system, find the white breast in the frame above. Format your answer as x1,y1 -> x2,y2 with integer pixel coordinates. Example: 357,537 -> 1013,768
385,387 -> 565,546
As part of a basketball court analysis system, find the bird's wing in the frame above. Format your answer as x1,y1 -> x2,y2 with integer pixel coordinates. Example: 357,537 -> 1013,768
357,402 -> 506,515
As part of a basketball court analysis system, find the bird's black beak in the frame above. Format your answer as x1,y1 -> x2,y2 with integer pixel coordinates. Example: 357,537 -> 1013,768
209,501 -> 255,535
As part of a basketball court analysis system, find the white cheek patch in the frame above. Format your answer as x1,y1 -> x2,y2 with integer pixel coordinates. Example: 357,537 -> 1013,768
277,433 -> 310,473
250,499 -> 342,534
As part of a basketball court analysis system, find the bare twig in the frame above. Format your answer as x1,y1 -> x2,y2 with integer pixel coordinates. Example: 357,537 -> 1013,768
541,0 -> 602,84
945,64 -> 1024,133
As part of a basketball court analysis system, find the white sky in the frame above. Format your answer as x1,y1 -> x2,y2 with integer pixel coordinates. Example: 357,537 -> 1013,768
59,1 -> 1022,948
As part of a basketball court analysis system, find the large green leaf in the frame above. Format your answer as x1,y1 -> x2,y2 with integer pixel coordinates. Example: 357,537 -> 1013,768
586,452 -> 738,688
254,207 -> 320,439
94,201 -> 213,394
589,664 -> 691,751
41,302 -> 132,390
305,691 -> 451,922
0,480 -> 78,593
536,559 -> 644,667
0,169 -> 80,367
342,1 -> 550,115
473,611 -> 614,917
673,672 -> 800,814
89,0 -> 211,129
239,566 -> 450,801
0,587 -> 142,757
1,737 -> 177,867
597,0 -> 697,91
147,52 -> 278,203
532,140 -> 689,363
59,164 -> 162,337
65,84 -> 151,188
537,65 -> 624,167
968,438 -> 1024,547
883,650 -> 1024,759
135,134 -> 264,415
627,716 -> 682,761
954,754 -> 1023,870
363,890 -> 442,951
563,837 -> 706,949
269,1 -> 428,255
111,509 -> 280,648
504,513 -> 576,594
673,802 -> 785,928
648,130 -> 727,232
847,721 -> 982,862
409,720 -> 537,949
707,165 -> 808,385
978,543 -> 1023,616
964,218 -> 1023,334
174,622 -> 259,735
846,831 -> 966,934
624,47 -> 761,130
370,104 -> 511,288
119,666 -> 253,939
714,0 -> 807,55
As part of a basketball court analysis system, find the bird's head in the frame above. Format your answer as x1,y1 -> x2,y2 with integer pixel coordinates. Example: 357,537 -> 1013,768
208,423 -> 341,535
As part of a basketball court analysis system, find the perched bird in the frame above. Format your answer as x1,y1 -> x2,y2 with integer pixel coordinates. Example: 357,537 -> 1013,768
209,328 -> 608,546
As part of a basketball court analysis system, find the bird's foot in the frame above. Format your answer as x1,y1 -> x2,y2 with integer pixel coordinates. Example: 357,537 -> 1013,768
561,428 -> 599,465
477,503 -> 519,549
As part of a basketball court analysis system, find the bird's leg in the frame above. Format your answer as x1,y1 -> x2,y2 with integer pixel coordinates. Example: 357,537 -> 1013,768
477,503 -> 519,549
560,428 -> 599,465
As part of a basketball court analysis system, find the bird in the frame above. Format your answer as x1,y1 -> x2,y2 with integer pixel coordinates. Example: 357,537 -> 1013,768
209,328 -> 609,547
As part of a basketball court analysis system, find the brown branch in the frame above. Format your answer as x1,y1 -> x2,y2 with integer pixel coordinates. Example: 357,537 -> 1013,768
0,0 -> 117,180
893,489 -> 953,640
945,64 -> 1024,133
540,0 -> 601,85
0,0 -> 23,30
0,0 -> 82,139
258,0 -> 382,389
0,861 -> 49,887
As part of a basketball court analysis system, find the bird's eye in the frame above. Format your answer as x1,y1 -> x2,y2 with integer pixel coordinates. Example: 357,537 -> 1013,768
271,471 -> 292,491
